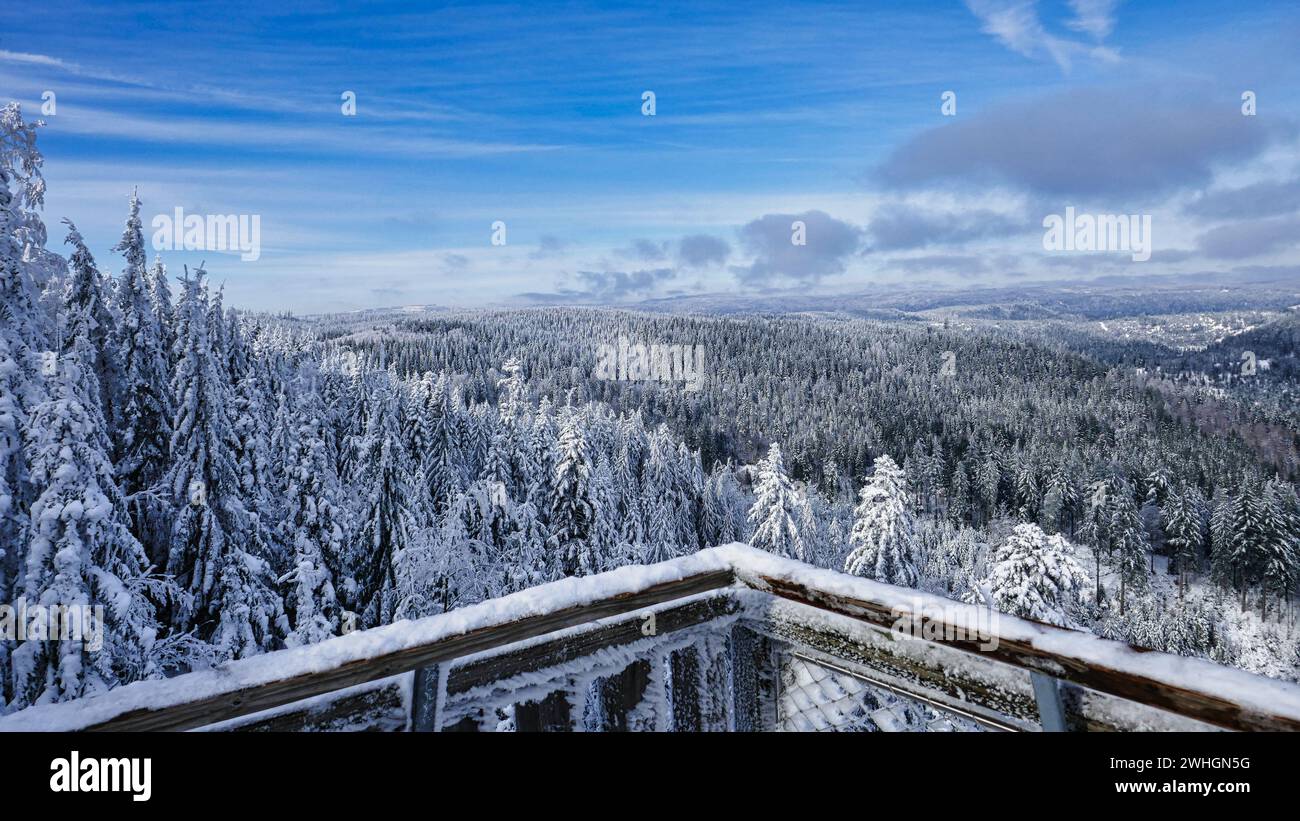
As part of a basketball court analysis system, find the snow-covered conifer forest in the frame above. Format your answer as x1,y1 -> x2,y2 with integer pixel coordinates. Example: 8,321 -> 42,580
1,96 -> 1299,720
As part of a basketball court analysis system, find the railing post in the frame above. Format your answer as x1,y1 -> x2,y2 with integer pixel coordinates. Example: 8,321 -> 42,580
669,646 -> 703,731
1030,672 -> 1068,732
515,687 -> 575,732
730,625 -> 778,731
410,665 -> 445,732
700,635 -> 732,732
597,659 -> 651,731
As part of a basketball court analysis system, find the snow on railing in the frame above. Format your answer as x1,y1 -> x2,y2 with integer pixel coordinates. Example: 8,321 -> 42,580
2,544 -> 1299,732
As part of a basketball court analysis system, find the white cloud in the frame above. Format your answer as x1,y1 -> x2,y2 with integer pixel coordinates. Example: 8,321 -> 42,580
963,0 -> 1121,71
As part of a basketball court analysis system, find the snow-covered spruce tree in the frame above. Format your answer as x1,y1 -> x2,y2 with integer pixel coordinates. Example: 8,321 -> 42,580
0,103 -> 54,706
164,267 -> 280,659
975,449 -> 1002,524
1040,461 -> 1079,536
353,378 -> 415,627
1013,452 -> 1040,522
501,498 -> 551,593
1212,480 -> 1270,610
61,220 -> 120,430
527,398 -> 556,515
550,412 -> 596,576
496,357 -> 529,425
1109,480 -> 1149,615
641,491 -> 679,564
110,190 -> 172,564
1162,484 -> 1206,595
843,454 -> 918,587
11,322 -> 156,707
1080,475 -> 1113,604
146,257 -> 175,366
948,459 -> 972,527
0,151 -> 45,607
748,442 -> 811,561
420,374 -> 466,516
985,523 -> 1088,628
700,470 -> 731,547
276,387 -> 345,647
589,456 -> 620,569
1259,480 -> 1299,616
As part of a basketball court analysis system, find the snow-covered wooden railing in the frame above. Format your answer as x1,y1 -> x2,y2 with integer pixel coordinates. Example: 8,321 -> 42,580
3,544 -> 1300,732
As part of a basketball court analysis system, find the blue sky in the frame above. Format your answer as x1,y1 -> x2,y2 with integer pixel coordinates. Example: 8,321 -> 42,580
3,0 -> 1299,312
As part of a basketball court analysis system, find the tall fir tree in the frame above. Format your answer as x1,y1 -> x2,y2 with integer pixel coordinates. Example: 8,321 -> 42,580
110,190 -> 173,564
747,442 -> 810,561
11,318 -> 156,707
164,267 -> 280,659
550,413 -> 597,576
843,454 -> 918,586
353,378 -> 415,627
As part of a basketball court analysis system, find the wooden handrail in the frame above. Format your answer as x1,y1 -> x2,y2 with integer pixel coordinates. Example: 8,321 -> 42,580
0,566 -> 736,732
749,571 -> 1300,732
2,543 -> 1298,732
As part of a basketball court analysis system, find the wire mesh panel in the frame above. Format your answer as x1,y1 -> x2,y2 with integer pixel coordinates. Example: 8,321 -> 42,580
776,652 -> 989,732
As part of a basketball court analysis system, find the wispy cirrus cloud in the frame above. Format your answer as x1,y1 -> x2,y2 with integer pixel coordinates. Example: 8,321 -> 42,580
963,0 -> 1121,71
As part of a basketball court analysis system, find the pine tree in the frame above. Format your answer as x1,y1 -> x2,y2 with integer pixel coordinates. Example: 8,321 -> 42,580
11,325 -> 156,706
1013,452 -> 1040,522
164,267 -> 280,658
60,220 -> 120,429
147,257 -> 175,365
277,388 -> 345,647
1214,480 -> 1269,610
1162,484 -> 1205,595
986,523 -> 1088,628
550,413 -> 596,576
353,379 -> 415,626
843,454 -> 918,586
110,190 -> 172,564
948,459 -> 972,526
0,103 -> 53,705
1109,480 -> 1149,614
747,442 -> 809,561
1259,480 -> 1299,616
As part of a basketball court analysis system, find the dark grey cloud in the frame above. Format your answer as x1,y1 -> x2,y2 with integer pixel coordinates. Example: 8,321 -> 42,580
441,253 -> 470,272
616,234 -> 730,269
877,87 -> 1292,198
1184,177 -> 1300,220
574,267 -> 678,300
529,234 -> 569,260
677,233 -> 731,268
619,239 -> 669,262
867,204 -> 1026,250
1196,216 -> 1300,259
733,210 -> 862,285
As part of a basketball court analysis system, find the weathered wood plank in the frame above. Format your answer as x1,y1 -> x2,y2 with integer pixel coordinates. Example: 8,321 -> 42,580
410,665 -> 444,732
446,593 -> 737,696
80,568 -> 736,732
208,678 -> 408,733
